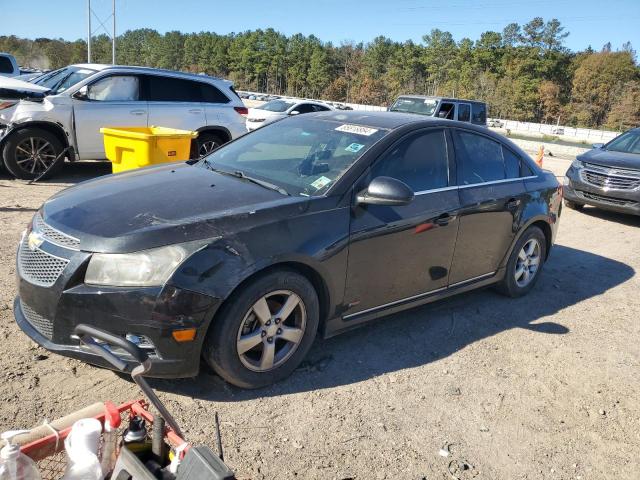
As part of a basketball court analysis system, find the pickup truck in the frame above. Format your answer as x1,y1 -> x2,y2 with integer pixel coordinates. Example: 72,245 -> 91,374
0,53 -> 20,77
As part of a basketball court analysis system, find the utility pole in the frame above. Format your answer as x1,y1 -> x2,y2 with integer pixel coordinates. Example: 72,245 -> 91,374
112,0 -> 116,64
87,0 -> 117,64
87,0 -> 92,63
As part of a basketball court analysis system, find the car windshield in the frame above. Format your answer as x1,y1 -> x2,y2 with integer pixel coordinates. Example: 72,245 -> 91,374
390,97 -> 439,116
197,117 -> 388,196
605,131 -> 640,155
257,100 -> 296,112
33,66 -> 97,94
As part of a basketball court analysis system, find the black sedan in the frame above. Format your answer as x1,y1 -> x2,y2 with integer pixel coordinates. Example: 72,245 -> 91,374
14,112 -> 562,388
564,127 -> 640,216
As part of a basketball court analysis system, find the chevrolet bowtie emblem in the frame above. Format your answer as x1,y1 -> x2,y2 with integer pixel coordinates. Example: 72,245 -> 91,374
27,231 -> 45,251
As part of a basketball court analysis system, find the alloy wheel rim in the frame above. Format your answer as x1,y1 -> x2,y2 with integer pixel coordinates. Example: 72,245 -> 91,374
514,238 -> 541,287
198,140 -> 218,157
15,137 -> 57,175
236,290 -> 307,372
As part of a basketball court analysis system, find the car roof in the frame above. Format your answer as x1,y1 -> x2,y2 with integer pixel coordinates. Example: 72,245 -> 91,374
70,64 -> 230,84
396,94 -> 485,104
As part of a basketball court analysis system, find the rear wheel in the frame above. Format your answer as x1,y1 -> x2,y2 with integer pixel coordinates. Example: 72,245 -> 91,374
196,133 -> 225,158
564,199 -> 584,210
203,269 -> 319,388
496,226 -> 547,298
3,128 -> 65,180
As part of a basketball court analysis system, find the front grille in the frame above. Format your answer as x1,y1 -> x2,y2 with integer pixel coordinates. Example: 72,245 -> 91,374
581,164 -> 640,191
20,300 -> 53,340
578,190 -> 637,207
18,237 -> 69,287
33,213 -> 80,250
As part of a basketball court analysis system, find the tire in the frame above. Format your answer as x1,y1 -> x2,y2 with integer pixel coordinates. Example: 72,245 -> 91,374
564,199 -> 584,210
3,128 -> 65,180
194,132 -> 225,158
203,269 -> 319,389
496,226 -> 547,298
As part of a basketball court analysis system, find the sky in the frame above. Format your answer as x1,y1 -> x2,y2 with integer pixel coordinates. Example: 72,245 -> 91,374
2,0 -> 639,53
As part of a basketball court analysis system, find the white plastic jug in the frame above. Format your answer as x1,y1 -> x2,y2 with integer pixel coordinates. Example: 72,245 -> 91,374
0,430 -> 42,480
61,418 -> 103,480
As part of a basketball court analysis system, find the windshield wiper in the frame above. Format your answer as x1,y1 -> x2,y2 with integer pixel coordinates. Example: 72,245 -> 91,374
202,160 -> 290,196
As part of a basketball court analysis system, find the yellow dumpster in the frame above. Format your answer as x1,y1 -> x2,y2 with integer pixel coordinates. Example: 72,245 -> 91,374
100,126 -> 198,173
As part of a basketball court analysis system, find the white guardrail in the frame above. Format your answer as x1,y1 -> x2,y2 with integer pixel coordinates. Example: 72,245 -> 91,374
495,119 -> 619,143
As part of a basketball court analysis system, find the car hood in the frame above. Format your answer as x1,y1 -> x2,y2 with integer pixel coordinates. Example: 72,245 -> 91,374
577,148 -> 640,170
41,163 -> 306,253
0,76 -> 49,100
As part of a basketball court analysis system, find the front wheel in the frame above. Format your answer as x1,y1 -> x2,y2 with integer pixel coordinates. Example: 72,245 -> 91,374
496,226 -> 547,298
203,270 -> 319,388
3,128 -> 65,180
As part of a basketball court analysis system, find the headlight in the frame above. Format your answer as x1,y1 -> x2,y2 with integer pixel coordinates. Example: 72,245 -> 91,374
570,159 -> 583,169
85,241 -> 206,287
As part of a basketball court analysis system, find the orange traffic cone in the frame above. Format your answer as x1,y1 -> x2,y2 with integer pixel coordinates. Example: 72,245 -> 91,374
535,145 -> 544,167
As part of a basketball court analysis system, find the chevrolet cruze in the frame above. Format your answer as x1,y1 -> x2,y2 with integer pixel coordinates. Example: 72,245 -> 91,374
14,111 -> 562,388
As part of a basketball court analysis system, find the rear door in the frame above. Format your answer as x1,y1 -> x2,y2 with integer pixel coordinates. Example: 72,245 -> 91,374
143,74 -> 207,132
72,74 -> 147,159
448,129 -> 530,284
344,128 -> 461,317
456,103 -> 471,123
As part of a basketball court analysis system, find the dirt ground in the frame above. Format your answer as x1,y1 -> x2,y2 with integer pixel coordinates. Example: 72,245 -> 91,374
0,157 -> 639,480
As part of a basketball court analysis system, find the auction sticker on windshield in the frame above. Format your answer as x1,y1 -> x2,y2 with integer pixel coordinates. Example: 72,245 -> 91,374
335,124 -> 379,136
310,176 -> 332,190
345,143 -> 365,153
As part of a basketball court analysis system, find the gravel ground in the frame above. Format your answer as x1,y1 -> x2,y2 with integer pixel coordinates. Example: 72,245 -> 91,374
0,157 -> 639,479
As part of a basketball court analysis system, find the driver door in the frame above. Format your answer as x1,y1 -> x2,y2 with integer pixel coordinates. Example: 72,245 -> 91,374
72,74 -> 147,160
343,128 -> 461,318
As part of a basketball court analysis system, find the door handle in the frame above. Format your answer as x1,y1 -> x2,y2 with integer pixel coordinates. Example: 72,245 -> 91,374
188,109 -> 203,114
506,198 -> 521,210
130,109 -> 146,115
434,213 -> 456,226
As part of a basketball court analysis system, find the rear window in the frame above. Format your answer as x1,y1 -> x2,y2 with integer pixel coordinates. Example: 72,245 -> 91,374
258,100 -> 296,112
145,75 -> 230,103
0,56 -> 14,74
453,130 -> 505,185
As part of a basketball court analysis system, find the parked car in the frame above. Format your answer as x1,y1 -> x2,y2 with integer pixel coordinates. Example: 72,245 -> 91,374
0,64 -> 248,179
487,119 -> 504,128
389,95 -> 487,126
0,53 -> 20,77
564,127 -> 640,216
14,111 -> 561,388
245,99 -> 333,131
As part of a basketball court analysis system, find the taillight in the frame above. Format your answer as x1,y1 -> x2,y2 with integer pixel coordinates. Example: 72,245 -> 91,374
234,106 -> 248,116
0,101 -> 17,110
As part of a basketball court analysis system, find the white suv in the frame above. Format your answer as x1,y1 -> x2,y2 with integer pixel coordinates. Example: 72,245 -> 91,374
0,64 -> 248,179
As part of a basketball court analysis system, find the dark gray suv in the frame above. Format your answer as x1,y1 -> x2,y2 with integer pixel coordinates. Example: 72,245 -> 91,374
564,127 -> 640,216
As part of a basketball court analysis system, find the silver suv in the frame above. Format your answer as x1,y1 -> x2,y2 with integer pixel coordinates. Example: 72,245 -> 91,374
0,64 -> 248,179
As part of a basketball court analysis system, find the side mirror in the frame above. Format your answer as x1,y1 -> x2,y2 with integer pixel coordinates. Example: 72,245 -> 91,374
289,110 -> 300,116
356,176 -> 414,207
73,85 -> 89,101
592,143 -> 604,149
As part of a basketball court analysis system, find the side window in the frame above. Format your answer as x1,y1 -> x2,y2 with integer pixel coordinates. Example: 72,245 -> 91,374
370,129 -> 449,192
472,103 -> 487,124
0,56 -> 14,73
87,76 -> 140,101
199,83 -> 230,104
503,147 -> 521,179
146,75 -> 212,102
437,102 -> 455,120
294,104 -> 315,114
458,104 -> 471,122
453,130 -> 504,185
312,104 -> 330,112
